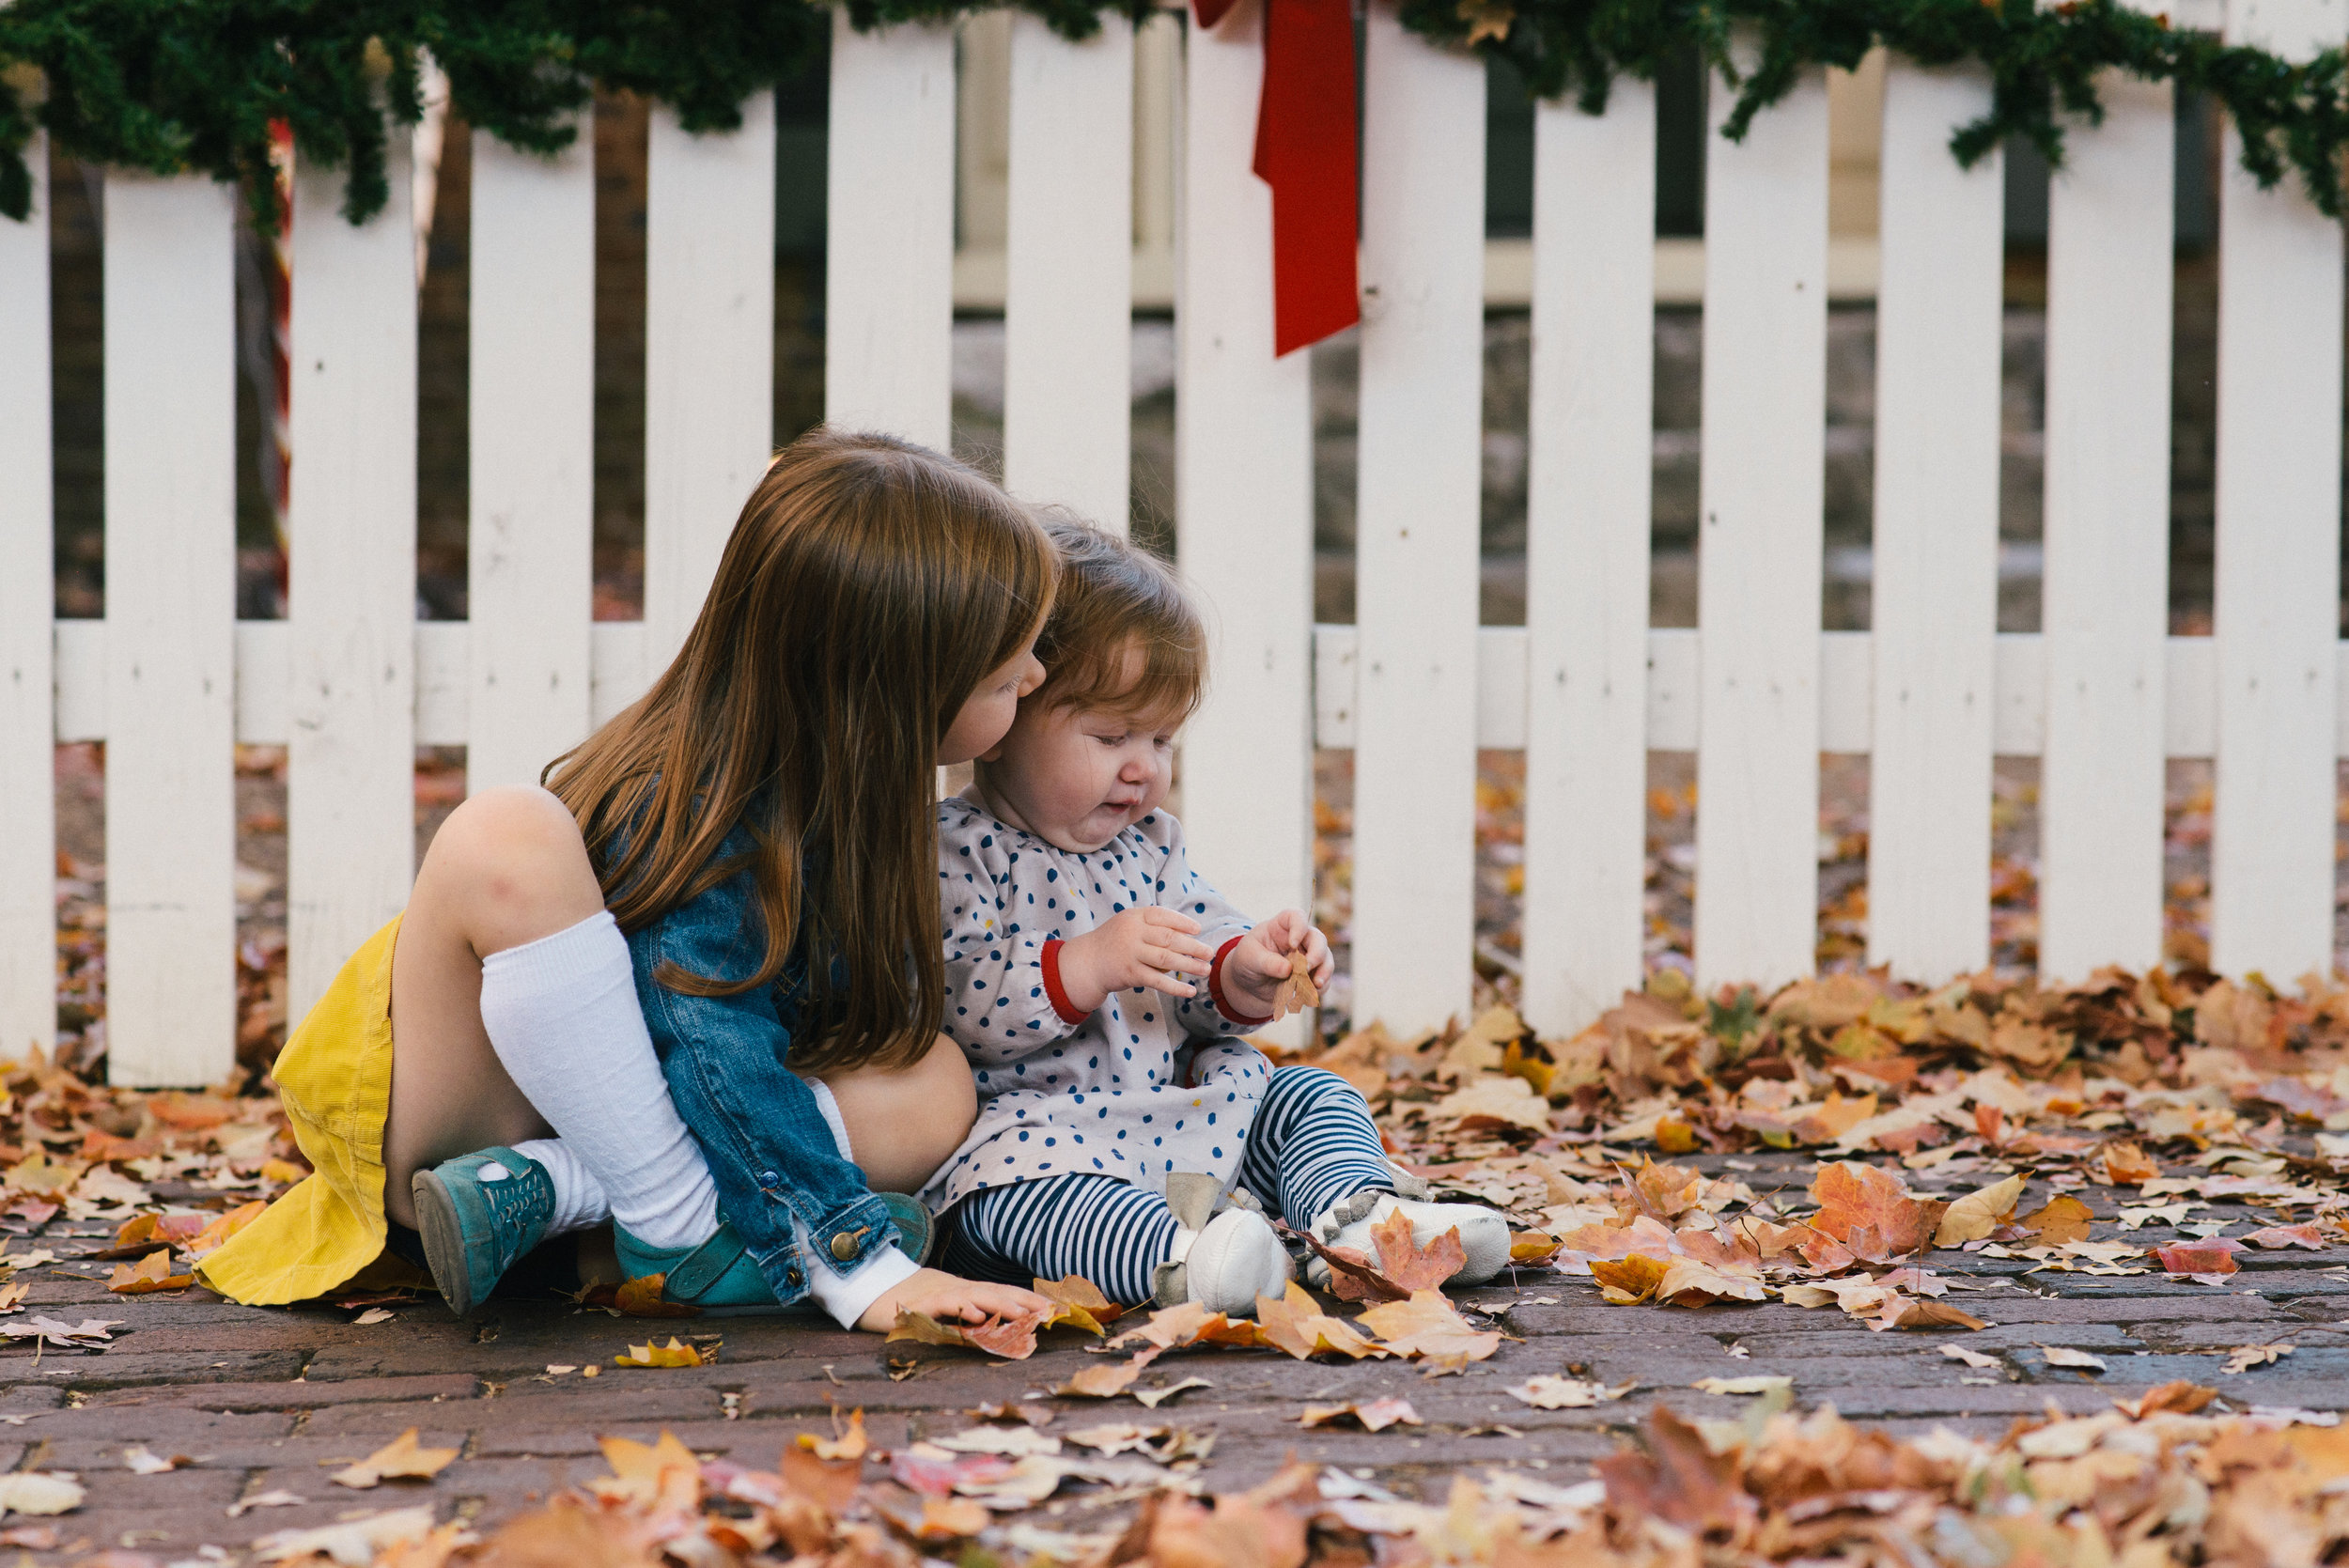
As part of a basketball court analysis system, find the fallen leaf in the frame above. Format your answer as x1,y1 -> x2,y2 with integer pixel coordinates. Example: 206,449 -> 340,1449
2115,1381 -> 2217,1417
1256,1283 -> 1387,1360
2156,1243 -> 2240,1276
2039,1345 -> 2108,1373
801,1408 -> 868,1462
184,1200 -> 266,1259
593,1431 -> 701,1512
2100,1141 -> 2160,1185
2222,1343 -> 2295,1374
1055,1346 -> 1160,1399
1936,1173 -> 2024,1247
1369,1208 -> 1468,1291
226,1489 -> 306,1517
614,1338 -> 704,1368
1506,1375 -> 1635,1408
1428,1075 -> 1552,1135
1810,1161 -> 1945,1261
1033,1274 -> 1123,1327
614,1274 -> 699,1318
106,1250 -> 194,1294
1509,1231 -> 1563,1264
1354,1290 -> 1500,1365
1132,1376 -> 1212,1409
252,1505 -> 436,1563
1589,1254 -> 1670,1304
121,1447 -> 182,1474
1299,1397 -> 1421,1432
1941,1343 -> 1999,1370
913,1497 -> 992,1540
1107,1300 -> 1265,1353
1874,1297 -> 1990,1332
2240,1223 -> 2326,1250
258,1157 -> 310,1185
2022,1194 -> 2095,1245
0,1473 -> 82,1518
331,1427 -> 459,1488
1691,1375 -> 1792,1395
350,1307 -> 395,1326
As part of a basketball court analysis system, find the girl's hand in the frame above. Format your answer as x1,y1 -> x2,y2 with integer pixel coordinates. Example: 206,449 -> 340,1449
857,1267 -> 1052,1332
1220,910 -> 1332,1018
1056,908 -> 1215,1014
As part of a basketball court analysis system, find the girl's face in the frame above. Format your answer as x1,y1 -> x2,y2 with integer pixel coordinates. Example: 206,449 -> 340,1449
976,675 -> 1183,854
940,635 -> 1046,767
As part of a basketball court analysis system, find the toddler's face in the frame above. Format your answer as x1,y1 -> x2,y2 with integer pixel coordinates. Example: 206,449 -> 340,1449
981,689 -> 1183,853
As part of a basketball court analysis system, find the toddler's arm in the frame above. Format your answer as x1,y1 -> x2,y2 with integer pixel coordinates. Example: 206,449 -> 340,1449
939,812 -> 1088,1058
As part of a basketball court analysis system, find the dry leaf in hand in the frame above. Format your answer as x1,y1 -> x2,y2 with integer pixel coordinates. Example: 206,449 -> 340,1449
330,1428 -> 459,1489
1370,1208 -> 1468,1291
2039,1345 -> 2108,1373
2221,1343 -> 2295,1374
1506,1375 -> 1635,1409
2022,1195 -> 2095,1246
106,1250 -> 194,1294
1355,1290 -> 1501,1366
1299,1397 -> 1420,1432
1270,953 -> 1320,1023
614,1274 -> 699,1318
1935,1174 -> 2024,1247
1054,1346 -> 1160,1398
614,1338 -> 704,1369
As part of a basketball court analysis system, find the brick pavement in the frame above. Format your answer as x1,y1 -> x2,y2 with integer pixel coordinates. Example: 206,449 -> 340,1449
12,1153 -> 2347,1562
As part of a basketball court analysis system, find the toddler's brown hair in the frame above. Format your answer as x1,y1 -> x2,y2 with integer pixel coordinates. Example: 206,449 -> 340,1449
1030,514 -> 1206,722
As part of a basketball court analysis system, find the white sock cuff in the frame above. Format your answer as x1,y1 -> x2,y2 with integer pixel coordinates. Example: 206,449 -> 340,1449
808,1079 -> 852,1162
480,909 -> 629,993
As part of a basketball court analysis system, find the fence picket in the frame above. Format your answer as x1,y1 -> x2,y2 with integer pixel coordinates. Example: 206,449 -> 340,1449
287,147 -> 419,1022
645,98 -> 777,673
468,127 -> 596,796
1002,12 -> 1132,532
2040,71 -> 2174,981
1692,44 -> 1828,991
1350,9 -> 1486,1034
826,14 -> 957,450
101,175 -> 239,1085
1866,63 -> 2004,979
2212,0 -> 2345,982
0,136 -> 51,1058
1520,83 -> 1657,1034
1176,0 -> 1315,1045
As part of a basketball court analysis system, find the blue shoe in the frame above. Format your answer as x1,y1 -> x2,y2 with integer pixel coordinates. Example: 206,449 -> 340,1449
411,1146 -> 554,1317
613,1195 -> 935,1316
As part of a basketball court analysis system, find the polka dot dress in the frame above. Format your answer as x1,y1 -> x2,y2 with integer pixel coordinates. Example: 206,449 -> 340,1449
920,796 -> 1272,1215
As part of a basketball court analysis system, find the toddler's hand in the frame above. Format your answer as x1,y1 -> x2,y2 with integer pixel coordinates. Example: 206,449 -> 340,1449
856,1267 -> 1051,1333
1220,909 -> 1333,1019
1055,908 -> 1215,1015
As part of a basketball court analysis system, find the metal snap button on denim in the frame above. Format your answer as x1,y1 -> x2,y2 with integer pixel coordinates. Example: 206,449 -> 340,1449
760,1171 -> 780,1184
831,1228 -> 868,1262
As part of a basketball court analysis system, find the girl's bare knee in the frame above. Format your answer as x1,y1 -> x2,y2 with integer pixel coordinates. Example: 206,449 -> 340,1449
419,787 -> 602,956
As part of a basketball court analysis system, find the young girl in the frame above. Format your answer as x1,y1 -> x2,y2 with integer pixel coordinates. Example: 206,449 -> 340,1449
926,519 -> 1511,1312
200,430 -> 1058,1333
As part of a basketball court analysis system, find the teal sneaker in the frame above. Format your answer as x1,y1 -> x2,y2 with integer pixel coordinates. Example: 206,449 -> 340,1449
411,1146 -> 554,1317
613,1195 -> 935,1316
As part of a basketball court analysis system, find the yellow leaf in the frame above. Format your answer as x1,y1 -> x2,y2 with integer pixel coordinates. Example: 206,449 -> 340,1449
1935,1173 -> 2024,1248
615,1337 -> 703,1369
2,1154 -> 83,1198
331,1428 -> 459,1489
799,1408 -> 868,1461
1255,1282 -> 1387,1360
1354,1290 -> 1501,1364
591,1431 -> 700,1511
614,1274 -> 699,1318
1589,1254 -> 1669,1305
107,1250 -> 194,1295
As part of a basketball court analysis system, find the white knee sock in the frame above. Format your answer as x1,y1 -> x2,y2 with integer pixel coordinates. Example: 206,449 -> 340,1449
476,910 -> 718,1250
509,1139 -> 608,1235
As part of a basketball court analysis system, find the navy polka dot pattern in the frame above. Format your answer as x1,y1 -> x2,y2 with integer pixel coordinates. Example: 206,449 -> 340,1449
922,796 -> 1268,1214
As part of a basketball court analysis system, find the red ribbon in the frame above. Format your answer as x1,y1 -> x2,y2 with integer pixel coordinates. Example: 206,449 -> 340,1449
1193,0 -> 1359,356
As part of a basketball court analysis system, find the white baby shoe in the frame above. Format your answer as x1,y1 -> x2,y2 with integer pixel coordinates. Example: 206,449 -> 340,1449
1306,1189 -> 1512,1288
1152,1173 -> 1293,1315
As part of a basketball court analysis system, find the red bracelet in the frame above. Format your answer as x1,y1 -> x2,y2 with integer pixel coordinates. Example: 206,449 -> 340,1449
1208,936 -> 1274,1027
1039,939 -> 1091,1025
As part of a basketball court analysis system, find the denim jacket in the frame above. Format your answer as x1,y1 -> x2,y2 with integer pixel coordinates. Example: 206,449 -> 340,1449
625,823 -> 897,1308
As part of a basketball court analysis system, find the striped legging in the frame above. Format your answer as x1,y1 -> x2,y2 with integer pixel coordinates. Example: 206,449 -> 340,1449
938,1063 -> 1393,1304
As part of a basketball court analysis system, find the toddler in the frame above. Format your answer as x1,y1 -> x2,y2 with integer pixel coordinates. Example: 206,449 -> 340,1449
925,519 -> 1509,1312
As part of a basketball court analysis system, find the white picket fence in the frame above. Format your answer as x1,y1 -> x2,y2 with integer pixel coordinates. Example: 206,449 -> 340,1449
1,0 -> 2342,1086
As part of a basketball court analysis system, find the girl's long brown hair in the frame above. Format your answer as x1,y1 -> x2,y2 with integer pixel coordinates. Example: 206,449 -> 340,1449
548,428 -> 1055,1073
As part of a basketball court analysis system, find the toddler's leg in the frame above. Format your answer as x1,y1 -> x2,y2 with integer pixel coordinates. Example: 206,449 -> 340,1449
1237,1064 -> 1397,1225
940,1174 -> 1291,1312
941,1176 -> 1178,1305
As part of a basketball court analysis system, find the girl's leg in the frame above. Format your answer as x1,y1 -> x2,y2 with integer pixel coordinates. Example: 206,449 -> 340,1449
811,1034 -> 980,1195
385,787 -> 715,1252
1235,1064 -> 1398,1227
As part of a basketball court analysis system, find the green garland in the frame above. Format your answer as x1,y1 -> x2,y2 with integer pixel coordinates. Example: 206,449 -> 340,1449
3,0 -> 2348,234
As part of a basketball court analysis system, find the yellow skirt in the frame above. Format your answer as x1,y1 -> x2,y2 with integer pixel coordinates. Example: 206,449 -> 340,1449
197,917 -> 432,1305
